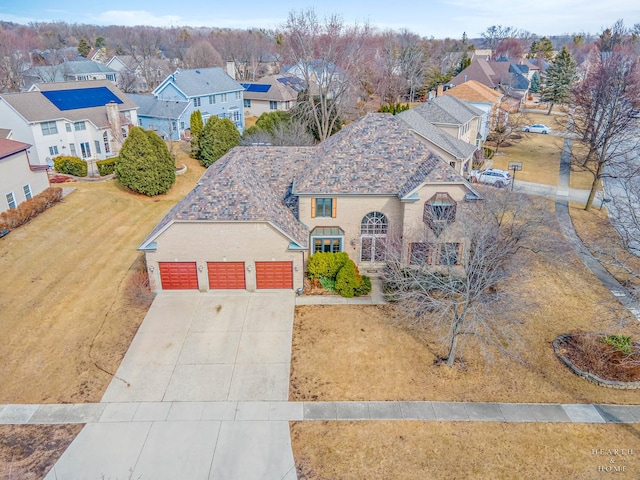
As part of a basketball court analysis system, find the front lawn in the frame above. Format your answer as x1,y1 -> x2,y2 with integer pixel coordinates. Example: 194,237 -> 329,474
0,143 -> 204,404
290,196 -> 640,478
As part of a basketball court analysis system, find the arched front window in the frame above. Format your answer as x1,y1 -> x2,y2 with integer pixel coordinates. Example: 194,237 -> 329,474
361,212 -> 388,235
360,212 -> 387,262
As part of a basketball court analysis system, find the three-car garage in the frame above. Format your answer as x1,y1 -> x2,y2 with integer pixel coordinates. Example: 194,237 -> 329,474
157,260 -> 294,291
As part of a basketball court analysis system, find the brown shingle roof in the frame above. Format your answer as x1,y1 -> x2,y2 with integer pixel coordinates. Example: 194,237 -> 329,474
142,146 -> 314,248
295,113 -> 462,195
442,80 -> 503,104
242,75 -> 299,102
140,113 -> 472,249
0,138 -> 30,160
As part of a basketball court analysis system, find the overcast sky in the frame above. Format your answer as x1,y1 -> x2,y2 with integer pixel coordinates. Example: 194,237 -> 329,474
1,1 -> 638,39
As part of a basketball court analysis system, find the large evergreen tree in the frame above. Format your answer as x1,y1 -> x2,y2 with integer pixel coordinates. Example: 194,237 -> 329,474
529,71 -> 540,93
77,38 -> 91,58
540,46 -> 578,114
115,127 -> 176,196
199,117 -> 240,167
528,36 -> 554,61
189,110 -> 203,159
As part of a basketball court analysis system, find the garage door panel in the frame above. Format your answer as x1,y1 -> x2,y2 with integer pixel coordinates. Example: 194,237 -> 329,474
207,262 -> 246,289
159,262 -> 198,290
255,261 -> 293,289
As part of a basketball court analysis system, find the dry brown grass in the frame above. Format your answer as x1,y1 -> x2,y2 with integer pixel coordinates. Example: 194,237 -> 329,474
489,133 -> 564,185
0,425 -> 82,480
290,195 -> 640,478
0,144 -> 204,404
568,141 -> 601,190
290,200 -> 640,405
570,202 -> 640,299
486,112 -> 594,189
292,422 -> 640,480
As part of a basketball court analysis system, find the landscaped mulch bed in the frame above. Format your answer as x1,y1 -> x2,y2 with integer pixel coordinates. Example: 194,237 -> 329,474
556,334 -> 640,383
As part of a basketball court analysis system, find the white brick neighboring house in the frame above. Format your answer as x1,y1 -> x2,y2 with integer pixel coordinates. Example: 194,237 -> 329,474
0,138 -> 50,214
0,80 -> 138,167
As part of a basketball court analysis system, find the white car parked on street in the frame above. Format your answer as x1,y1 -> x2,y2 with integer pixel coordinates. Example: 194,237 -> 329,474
523,124 -> 551,134
468,168 -> 512,188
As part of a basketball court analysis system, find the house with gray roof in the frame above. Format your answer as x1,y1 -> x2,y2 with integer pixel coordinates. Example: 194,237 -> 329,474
398,95 -> 484,176
21,60 -> 118,90
128,94 -> 190,141
139,113 -> 480,292
0,80 -> 138,167
153,68 -> 245,133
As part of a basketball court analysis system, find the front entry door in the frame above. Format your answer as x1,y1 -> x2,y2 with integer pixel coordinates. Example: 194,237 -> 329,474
360,236 -> 386,262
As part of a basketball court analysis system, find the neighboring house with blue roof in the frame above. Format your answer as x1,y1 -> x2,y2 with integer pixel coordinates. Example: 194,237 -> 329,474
241,75 -> 304,117
138,113 -> 480,292
21,60 -> 118,90
0,80 -> 138,168
152,68 -> 245,133
128,94 -> 189,141
449,56 -> 539,100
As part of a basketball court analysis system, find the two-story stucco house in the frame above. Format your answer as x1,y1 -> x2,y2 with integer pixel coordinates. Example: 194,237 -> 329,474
152,68 -> 245,134
0,80 -> 138,168
139,113 -> 480,292
0,138 -> 50,213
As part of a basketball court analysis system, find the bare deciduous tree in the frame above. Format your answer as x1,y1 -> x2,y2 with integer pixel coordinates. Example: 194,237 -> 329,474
0,29 -> 30,91
183,40 -> 223,69
382,190 -> 545,367
570,35 -> 640,210
279,8 -> 370,141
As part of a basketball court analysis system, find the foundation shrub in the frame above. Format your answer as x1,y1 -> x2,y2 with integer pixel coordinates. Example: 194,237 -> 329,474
307,252 -> 349,279
0,187 -> 63,230
53,156 -> 87,177
96,157 -> 117,176
335,259 -> 363,298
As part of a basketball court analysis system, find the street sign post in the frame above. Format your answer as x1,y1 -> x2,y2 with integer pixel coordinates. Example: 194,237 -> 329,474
508,162 -> 522,191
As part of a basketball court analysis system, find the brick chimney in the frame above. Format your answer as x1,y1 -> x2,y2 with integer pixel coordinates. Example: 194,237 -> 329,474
105,101 -> 123,150
436,84 -> 444,97
226,61 -> 236,80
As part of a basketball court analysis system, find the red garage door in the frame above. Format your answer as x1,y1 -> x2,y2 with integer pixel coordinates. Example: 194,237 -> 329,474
255,261 -> 293,289
159,262 -> 198,290
207,262 -> 246,289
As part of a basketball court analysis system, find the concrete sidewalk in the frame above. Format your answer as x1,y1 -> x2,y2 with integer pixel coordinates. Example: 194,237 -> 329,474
2,401 -> 640,426
554,135 -> 640,320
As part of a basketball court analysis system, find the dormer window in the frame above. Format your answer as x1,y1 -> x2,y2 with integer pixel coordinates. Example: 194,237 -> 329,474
424,192 -> 456,236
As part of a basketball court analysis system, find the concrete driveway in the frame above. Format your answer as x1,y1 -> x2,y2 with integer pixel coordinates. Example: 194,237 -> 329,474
102,291 -> 294,402
46,291 -> 298,480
